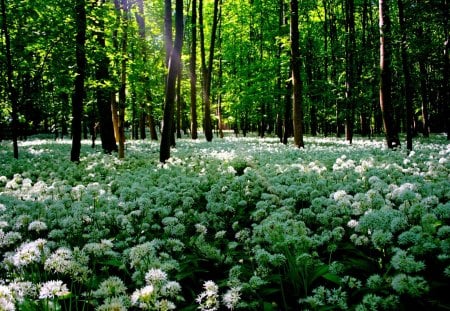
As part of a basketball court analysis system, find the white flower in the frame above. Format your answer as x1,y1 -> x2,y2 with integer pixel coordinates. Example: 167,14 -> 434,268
145,268 -> 167,284
12,239 -> 47,268
0,285 -> 15,311
28,220 -> 48,232
222,287 -> 241,310
131,285 -> 154,306
195,224 -> 208,235
38,280 -> 70,299
196,281 -> 219,311
8,281 -> 36,302
347,219 -> 359,228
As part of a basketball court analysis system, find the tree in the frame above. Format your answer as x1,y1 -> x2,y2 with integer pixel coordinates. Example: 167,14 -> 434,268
344,0 -> 356,144
190,0 -> 199,139
199,0 -> 219,142
95,0 -> 118,154
71,0 -> 87,162
160,0 -> 183,162
1,0 -> 19,158
290,0 -> 304,148
443,0 -> 450,140
379,0 -> 400,148
397,0 -> 414,150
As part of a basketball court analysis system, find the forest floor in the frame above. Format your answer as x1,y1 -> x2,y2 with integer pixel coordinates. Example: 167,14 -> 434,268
0,134 -> 449,310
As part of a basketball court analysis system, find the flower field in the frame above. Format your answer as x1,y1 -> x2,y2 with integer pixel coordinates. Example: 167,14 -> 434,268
0,135 -> 449,310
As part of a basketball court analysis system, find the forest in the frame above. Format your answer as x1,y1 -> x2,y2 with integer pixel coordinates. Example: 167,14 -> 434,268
0,0 -> 448,160
1,0 -> 450,310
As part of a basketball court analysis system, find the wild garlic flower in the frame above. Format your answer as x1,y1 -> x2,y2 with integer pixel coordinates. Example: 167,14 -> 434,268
195,224 -> 208,235
161,281 -> 181,298
44,247 -> 73,274
27,220 -> 48,233
93,276 -> 127,298
38,280 -> 70,299
222,287 -> 241,310
196,281 -> 219,311
12,239 -> 47,268
97,297 -> 128,311
145,268 -> 167,284
0,285 -> 16,311
131,285 -> 155,308
7,281 -> 36,302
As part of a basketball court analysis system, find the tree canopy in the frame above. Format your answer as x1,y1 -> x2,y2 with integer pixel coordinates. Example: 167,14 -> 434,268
1,0 -> 449,159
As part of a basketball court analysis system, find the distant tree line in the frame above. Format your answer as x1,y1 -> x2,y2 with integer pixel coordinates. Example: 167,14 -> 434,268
0,0 -> 448,160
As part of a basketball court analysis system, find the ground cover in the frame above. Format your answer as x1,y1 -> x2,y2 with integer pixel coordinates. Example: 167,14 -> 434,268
0,135 -> 449,310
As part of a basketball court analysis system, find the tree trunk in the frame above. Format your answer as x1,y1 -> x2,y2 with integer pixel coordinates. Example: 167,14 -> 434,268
176,69 -> 182,139
379,0 -> 400,148
345,0 -> 356,144
117,0 -> 128,159
443,0 -> 450,140
200,0 -> 219,142
164,0 -> 173,66
96,0 -> 117,153
1,0 -> 19,158
70,0 -> 87,162
190,0 -> 198,139
160,0 -> 183,162
290,0 -> 304,148
397,0 -> 414,150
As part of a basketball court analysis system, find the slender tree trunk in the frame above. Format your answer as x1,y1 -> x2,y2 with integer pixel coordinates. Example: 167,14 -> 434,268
443,0 -> 450,140
418,61 -> 430,137
397,0 -> 414,150
71,0 -> 87,162
1,0 -> 19,158
136,0 -> 155,141
345,0 -> 356,144
200,0 -> 219,142
164,0 -> 173,66
176,70 -> 182,139
96,0 -> 117,153
379,0 -> 400,148
111,94 -> 119,142
290,0 -> 304,148
117,0 -> 128,159
160,0 -> 183,162
190,0 -> 198,139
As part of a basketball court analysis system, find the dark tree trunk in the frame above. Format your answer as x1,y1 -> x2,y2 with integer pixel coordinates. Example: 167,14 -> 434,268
160,0 -> 183,162
200,0 -> 219,142
345,0 -> 356,144
418,61 -> 430,137
190,0 -> 198,139
1,0 -> 19,158
71,0 -> 87,162
96,0 -> 117,154
443,0 -> 450,140
283,79 -> 292,145
164,0 -> 173,66
397,0 -> 414,150
379,0 -> 400,148
176,69 -> 182,139
118,0 -> 128,159
290,0 -> 304,148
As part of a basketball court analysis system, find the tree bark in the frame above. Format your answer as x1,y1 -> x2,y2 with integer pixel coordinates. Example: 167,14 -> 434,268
290,0 -> 304,148
443,0 -> 450,140
345,0 -> 356,144
71,0 -> 87,162
397,0 -> 414,150
160,0 -> 183,162
200,0 -> 219,142
96,0 -> 117,153
190,0 -> 198,139
379,0 -> 400,148
1,0 -> 19,158
117,0 -> 128,159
